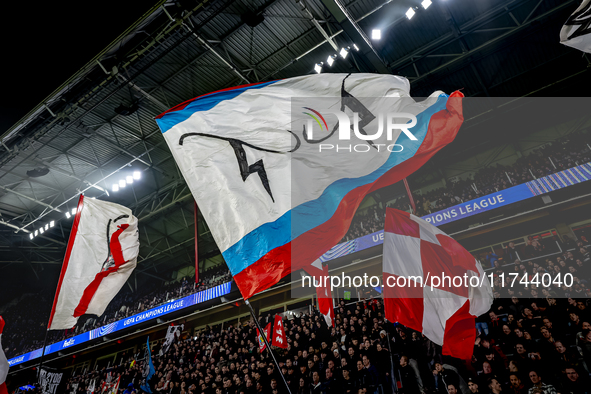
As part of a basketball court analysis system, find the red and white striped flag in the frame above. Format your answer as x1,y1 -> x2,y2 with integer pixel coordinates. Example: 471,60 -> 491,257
382,208 -> 492,359
0,317 -> 8,394
48,196 -> 140,330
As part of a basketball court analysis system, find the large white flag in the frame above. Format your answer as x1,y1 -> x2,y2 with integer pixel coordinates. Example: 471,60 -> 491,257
156,73 -> 464,300
48,196 -> 139,330
0,317 -> 8,394
560,0 -> 591,53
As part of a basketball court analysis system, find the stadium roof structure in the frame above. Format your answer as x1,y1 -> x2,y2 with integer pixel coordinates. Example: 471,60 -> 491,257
0,0 -> 588,294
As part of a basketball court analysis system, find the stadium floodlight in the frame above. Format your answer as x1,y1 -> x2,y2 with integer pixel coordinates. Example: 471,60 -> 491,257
372,29 -> 381,40
314,63 -> 323,74
29,233 -> 34,240
406,7 -> 416,19
44,224 -> 49,231
119,179 -> 126,188
50,221 -> 55,228
126,176 -> 133,184
34,230 -> 38,237
66,211 -> 71,219
112,184 -> 119,192
72,208 -> 77,215
421,0 -> 431,9
340,47 -> 349,59
39,227 -> 44,234
133,171 -> 141,180
352,43 -> 359,51
326,55 -> 336,66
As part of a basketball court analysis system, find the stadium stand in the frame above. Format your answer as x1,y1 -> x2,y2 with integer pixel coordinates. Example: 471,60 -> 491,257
12,231 -> 585,394
1,265 -> 231,360
342,131 -> 591,242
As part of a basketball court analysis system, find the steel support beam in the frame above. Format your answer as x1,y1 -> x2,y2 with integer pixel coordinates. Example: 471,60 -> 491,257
320,0 -> 389,73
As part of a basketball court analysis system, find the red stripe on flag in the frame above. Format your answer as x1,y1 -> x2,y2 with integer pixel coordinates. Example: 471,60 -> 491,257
155,80 -> 278,119
0,382 -> 8,394
48,194 -> 85,329
384,208 -> 419,238
233,92 -> 464,300
442,301 -> 477,360
73,224 -> 130,317
383,272 -> 424,332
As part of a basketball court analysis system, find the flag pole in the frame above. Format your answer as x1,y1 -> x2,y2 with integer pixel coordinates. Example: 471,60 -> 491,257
245,299 -> 292,394
35,328 -> 50,379
37,195 -> 84,379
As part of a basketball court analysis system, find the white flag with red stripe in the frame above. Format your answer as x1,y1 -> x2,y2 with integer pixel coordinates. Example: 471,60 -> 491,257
48,196 -> 139,330
0,317 -> 9,394
382,208 -> 492,359
303,261 -> 334,327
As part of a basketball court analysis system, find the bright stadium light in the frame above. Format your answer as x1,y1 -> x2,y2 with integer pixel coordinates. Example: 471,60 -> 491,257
112,184 -> 119,192
72,208 -> 77,215
352,43 -> 359,51
126,176 -> 133,184
29,233 -> 34,240
421,0 -> 432,9
34,230 -> 38,237
44,224 -> 49,231
406,7 -> 416,19
133,171 -> 141,180
314,63 -> 323,74
326,55 -> 336,66
119,179 -> 126,188
39,227 -> 44,234
50,221 -> 55,228
65,211 -> 71,219
340,47 -> 349,59
372,29 -> 381,40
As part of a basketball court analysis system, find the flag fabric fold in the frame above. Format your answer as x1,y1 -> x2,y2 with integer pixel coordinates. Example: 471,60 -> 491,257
160,324 -> 183,356
140,337 -> 155,393
382,208 -> 492,359
156,73 -> 464,300
0,317 -> 8,394
560,0 -> 591,53
48,196 -> 140,330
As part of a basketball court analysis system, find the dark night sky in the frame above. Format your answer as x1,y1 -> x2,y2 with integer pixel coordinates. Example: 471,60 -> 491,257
0,1 -> 158,134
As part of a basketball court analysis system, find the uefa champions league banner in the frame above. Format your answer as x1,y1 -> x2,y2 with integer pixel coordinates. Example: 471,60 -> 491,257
318,162 -> 591,263
7,282 -> 231,367
39,367 -> 70,394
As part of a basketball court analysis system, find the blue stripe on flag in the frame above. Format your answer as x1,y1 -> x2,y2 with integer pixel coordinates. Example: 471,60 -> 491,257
156,81 -> 278,134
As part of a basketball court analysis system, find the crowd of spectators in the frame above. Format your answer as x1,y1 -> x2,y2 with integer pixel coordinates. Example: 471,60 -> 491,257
342,131 -> 591,242
7,229 -> 591,394
1,265 -> 231,360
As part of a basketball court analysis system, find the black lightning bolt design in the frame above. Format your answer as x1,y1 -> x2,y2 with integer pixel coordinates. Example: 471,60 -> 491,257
179,131 -> 300,203
565,1 -> 591,40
